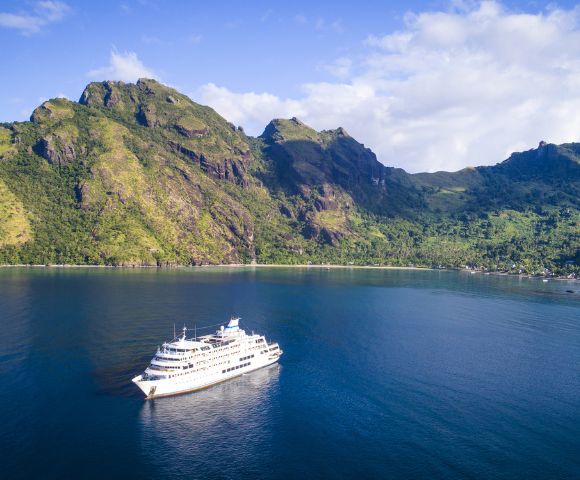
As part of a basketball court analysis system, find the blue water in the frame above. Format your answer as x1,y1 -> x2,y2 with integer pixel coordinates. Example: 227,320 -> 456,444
0,267 -> 578,479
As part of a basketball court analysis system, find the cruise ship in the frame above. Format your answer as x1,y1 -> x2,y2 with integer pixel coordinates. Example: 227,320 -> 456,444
132,318 -> 282,398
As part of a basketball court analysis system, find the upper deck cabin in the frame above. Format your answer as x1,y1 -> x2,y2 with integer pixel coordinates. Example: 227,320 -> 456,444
155,317 -> 262,359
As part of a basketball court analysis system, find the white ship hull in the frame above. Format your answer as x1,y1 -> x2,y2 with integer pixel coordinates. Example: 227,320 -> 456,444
133,354 -> 281,398
132,318 -> 283,399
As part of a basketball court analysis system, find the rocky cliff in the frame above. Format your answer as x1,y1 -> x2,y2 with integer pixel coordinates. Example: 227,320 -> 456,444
0,79 -> 577,273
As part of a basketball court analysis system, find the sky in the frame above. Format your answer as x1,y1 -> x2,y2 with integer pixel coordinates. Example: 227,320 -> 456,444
2,0 -> 580,173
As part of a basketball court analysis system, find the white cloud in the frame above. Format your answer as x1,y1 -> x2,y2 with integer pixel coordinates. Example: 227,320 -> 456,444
88,50 -> 156,82
196,1 -> 580,172
38,1 -> 69,21
0,1 -> 69,34
321,57 -> 353,79
197,83 -> 306,133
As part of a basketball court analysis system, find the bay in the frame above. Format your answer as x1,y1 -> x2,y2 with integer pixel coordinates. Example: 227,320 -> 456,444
0,267 -> 578,479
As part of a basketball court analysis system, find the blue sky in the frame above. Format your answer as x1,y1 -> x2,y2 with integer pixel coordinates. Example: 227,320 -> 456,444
1,0 -> 437,115
2,0 -> 580,172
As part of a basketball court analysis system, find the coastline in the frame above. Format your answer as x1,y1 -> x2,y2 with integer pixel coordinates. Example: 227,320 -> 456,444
0,262 -> 576,281
0,263 -> 431,271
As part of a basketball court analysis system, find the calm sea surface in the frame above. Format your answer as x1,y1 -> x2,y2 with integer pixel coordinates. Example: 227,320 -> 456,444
0,267 -> 578,479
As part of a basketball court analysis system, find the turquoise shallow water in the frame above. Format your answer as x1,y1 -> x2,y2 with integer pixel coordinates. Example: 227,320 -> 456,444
0,267 -> 578,479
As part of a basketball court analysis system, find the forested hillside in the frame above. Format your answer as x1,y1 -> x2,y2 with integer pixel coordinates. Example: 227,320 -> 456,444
0,79 -> 577,274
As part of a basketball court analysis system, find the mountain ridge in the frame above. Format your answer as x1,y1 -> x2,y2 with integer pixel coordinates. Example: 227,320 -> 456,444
0,79 -> 577,274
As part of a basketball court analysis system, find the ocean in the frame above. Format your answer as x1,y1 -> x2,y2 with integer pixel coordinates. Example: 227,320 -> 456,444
0,267 -> 578,479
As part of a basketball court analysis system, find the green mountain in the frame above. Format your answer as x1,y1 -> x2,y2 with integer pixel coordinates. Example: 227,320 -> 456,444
0,79 -> 578,274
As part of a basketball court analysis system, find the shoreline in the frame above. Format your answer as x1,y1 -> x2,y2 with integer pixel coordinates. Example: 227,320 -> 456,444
0,263 -> 431,271
0,263 -> 576,281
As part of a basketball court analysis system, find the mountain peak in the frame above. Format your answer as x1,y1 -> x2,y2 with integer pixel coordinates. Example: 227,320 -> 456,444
30,97 -> 75,124
260,117 -> 320,143
493,141 -> 580,181
321,126 -> 350,138
78,78 -> 184,110
259,119 -> 352,144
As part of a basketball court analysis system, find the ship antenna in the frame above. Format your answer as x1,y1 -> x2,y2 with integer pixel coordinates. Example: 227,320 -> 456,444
194,323 -> 197,341
173,323 -> 176,340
